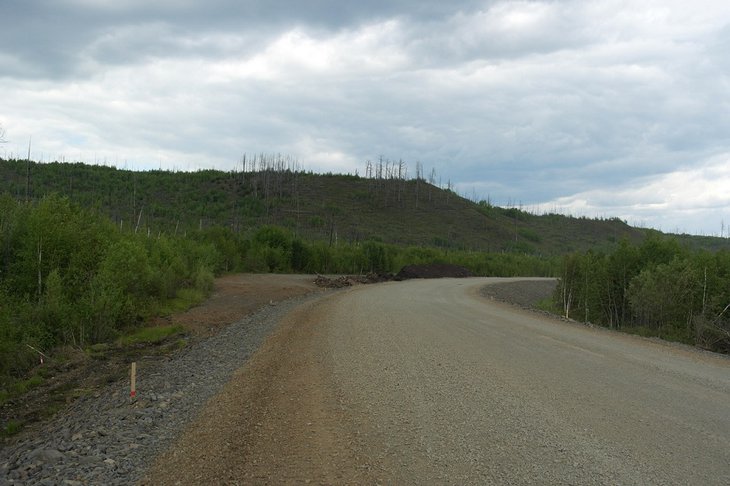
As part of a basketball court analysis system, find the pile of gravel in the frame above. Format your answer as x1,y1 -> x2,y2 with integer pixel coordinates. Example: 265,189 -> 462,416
0,292 -> 325,486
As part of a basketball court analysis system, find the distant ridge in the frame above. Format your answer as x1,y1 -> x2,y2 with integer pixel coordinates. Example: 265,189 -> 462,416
1,158 -> 728,254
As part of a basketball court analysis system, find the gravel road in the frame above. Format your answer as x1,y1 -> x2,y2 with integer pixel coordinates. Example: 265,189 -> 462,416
146,277 -> 730,485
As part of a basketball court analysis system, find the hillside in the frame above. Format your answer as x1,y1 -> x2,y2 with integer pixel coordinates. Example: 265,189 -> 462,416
1,157 -> 725,254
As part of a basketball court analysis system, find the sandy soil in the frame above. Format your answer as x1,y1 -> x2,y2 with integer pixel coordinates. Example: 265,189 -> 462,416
153,274 -> 319,336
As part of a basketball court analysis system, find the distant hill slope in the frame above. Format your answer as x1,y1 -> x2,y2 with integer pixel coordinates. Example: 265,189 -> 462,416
2,158 -> 727,254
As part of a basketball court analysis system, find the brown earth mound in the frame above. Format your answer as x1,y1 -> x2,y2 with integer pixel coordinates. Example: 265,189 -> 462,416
395,263 -> 473,280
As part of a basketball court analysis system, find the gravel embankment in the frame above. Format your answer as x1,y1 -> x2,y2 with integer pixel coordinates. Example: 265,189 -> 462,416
479,278 -> 557,309
0,292 -> 326,486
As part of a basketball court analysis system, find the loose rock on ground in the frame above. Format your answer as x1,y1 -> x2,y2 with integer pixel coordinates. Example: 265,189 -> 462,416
0,292 -> 325,486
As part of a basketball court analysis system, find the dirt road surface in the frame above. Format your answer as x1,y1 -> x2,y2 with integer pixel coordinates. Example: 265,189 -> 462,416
144,278 -> 730,485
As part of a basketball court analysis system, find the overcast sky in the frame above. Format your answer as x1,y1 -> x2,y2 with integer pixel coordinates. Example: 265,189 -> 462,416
2,1 -> 730,235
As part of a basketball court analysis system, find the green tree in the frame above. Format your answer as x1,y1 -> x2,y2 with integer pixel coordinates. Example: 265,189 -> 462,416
291,239 -> 310,272
362,241 -> 391,273
628,258 -> 702,341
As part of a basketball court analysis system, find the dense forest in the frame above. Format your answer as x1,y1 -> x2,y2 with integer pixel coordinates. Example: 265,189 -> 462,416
555,237 -> 730,353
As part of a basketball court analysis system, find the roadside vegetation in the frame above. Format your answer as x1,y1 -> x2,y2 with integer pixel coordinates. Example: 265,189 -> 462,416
0,195 -> 217,397
2,156 -> 730,436
0,193 -> 559,418
555,236 -> 730,353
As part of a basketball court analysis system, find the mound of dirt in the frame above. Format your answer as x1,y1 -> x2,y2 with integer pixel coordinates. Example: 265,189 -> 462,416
395,263 -> 473,280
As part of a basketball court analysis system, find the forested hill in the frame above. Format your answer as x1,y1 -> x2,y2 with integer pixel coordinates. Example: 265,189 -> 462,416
0,157 -> 726,254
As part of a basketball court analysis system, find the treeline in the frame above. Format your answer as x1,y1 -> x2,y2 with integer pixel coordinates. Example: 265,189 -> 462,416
0,194 -> 220,381
5,157 -> 698,255
1,194 -> 558,385
556,236 -> 730,352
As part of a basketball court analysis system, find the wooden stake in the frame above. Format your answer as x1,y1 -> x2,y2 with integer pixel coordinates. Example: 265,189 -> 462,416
130,362 -> 137,399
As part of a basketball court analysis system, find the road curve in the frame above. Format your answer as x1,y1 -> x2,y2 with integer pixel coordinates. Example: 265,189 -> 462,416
145,278 -> 730,485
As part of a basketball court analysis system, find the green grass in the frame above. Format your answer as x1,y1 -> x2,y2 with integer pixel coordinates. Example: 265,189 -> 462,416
2,419 -> 21,437
0,374 -> 45,406
535,297 -> 561,315
86,342 -> 112,360
156,288 -> 207,316
117,324 -> 185,346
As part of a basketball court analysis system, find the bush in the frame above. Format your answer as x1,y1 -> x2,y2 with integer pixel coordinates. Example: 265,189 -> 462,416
194,265 -> 215,292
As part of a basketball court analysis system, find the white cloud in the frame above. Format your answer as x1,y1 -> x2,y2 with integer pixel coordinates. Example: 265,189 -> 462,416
542,154 -> 730,234
1,0 -> 730,234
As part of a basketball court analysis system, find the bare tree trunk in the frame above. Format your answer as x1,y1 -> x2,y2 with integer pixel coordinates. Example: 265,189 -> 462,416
135,207 -> 143,234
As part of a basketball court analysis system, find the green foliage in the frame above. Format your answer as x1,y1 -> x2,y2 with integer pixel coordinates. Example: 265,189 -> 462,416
504,240 -> 537,254
6,157 -> 706,256
155,288 -> 207,316
629,258 -> 701,335
254,226 -> 291,250
309,216 -> 325,228
194,265 -> 215,292
362,241 -> 391,273
476,199 -> 493,217
518,228 -> 542,243
0,194 -> 220,384
117,325 -> 185,346
2,420 -> 21,437
535,297 -> 560,314
500,207 -> 531,221
554,235 -> 730,352
0,373 -> 44,408
197,227 -> 243,273
291,239 -> 310,272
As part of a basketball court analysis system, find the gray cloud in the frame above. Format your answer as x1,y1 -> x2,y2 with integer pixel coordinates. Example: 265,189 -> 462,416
1,0 -> 485,78
2,0 -> 730,234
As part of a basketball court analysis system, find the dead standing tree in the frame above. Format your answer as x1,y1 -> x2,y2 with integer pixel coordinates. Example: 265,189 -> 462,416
414,161 -> 423,209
